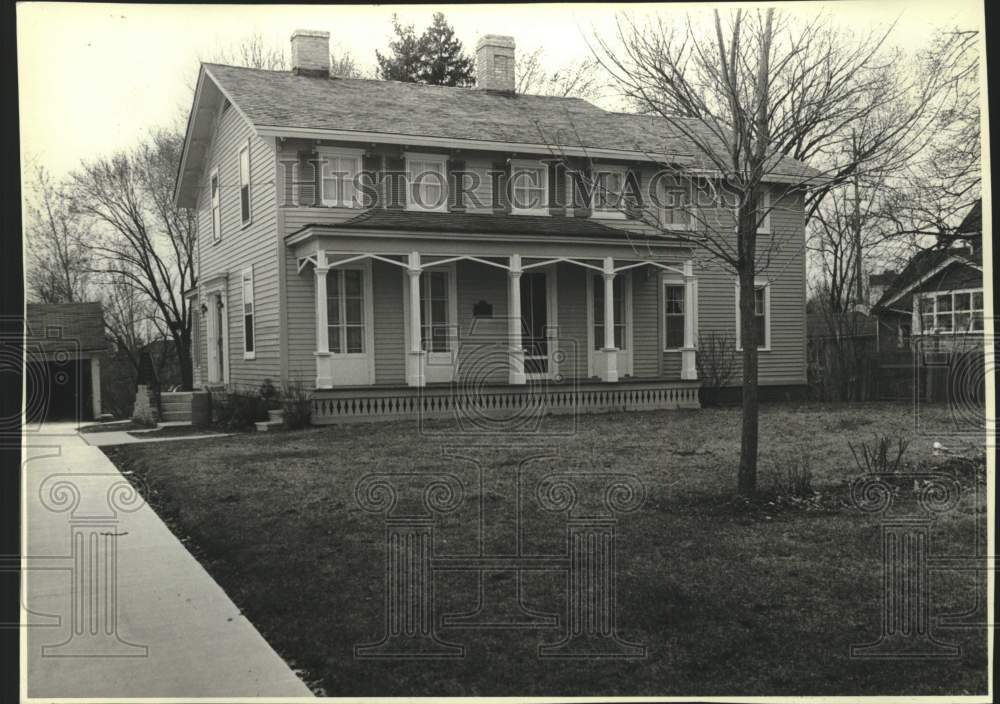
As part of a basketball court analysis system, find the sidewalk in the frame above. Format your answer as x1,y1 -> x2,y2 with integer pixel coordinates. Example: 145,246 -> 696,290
23,422 -> 313,699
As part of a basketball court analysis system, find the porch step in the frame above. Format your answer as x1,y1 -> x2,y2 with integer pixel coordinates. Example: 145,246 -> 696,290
267,409 -> 284,423
161,410 -> 193,422
155,420 -> 193,429
254,419 -> 284,432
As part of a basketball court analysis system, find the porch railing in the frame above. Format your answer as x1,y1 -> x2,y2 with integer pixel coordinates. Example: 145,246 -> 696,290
311,379 -> 700,424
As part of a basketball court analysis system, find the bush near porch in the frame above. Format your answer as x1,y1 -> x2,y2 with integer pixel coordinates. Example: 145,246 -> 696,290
104,402 -> 986,696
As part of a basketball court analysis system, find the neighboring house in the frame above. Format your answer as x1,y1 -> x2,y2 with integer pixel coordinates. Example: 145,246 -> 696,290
24,303 -> 106,421
174,30 -> 819,423
873,200 -> 985,353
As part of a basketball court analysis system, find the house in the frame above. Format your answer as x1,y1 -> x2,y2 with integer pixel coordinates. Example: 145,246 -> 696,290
174,30 -> 819,423
873,200 -> 985,353
24,303 -> 106,421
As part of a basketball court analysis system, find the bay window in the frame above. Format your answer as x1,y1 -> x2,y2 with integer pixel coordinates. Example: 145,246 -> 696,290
919,289 -> 984,334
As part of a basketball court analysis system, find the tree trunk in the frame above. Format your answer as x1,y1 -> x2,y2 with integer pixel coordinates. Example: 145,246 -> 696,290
737,268 -> 760,496
172,329 -> 193,391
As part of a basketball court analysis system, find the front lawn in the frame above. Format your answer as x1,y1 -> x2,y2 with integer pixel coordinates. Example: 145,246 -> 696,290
104,402 -> 987,696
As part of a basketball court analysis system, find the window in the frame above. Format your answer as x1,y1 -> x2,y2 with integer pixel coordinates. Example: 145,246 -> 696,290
510,160 -> 548,214
655,175 -> 690,228
326,268 -> 365,354
754,189 -> 771,233
210,168 -> 221,242
919,289 -> 984,334
421,271 -> 451,352
593,275 -> 626,350
241,267 -> 255,359
320,148 -> 362,208
239,143 -> 252,225
406,153 -> 448,212
592,167 -> 626,217
735,280 -> 770,350
663,282 -> 686,349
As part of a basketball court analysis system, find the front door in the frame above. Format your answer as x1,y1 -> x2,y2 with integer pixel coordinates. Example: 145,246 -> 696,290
206,292 -> 227,384
521,271 -> 553,378
214,296 -> 225,381
420,267 -> 458,384
326,266 -> 373,386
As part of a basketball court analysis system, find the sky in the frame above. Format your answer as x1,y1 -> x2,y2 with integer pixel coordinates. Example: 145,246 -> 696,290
17,1 -> 983,181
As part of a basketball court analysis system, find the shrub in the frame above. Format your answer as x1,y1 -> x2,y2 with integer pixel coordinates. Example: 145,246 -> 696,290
696,332 -> 737,405
766,450 -> 814,497
259,378 -> 280,410
282,381 -> 313,430
848,434 -> 909,475
212,387 -> 267,430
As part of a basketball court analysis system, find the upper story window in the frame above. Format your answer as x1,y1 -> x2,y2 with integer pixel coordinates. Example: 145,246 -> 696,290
239,142 -> 252,226
592,166 -> 627,219
319,147 -> 362,208
919,289 -> 983,334
406,153 -> 448,212
754,188 -> 771,234
210,167 -> 221,243
653,174 -> 690,229
510,159 -> 548,215
735,278 -> 771,351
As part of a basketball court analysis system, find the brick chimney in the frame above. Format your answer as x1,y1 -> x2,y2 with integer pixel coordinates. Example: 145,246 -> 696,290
290,29 -> 330,78
476,35 -> 516,93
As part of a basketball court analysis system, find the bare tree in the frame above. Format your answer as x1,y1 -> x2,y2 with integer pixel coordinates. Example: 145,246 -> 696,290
204,32 -> 366,77
516,47 -> 605,101
71,129 -> 197,389
570,8 -> 964,494
24,165 -> 92,304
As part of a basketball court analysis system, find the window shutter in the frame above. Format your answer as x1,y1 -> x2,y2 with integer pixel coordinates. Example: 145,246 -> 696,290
298,150 -> 320,206
572,165 -> 592,218
491,160 -> 510,215
447,158 -> 466,212
361,153 -> 382,208
623,169 -> 642,219
548,161 -> 566,216
384,155 -> 406,210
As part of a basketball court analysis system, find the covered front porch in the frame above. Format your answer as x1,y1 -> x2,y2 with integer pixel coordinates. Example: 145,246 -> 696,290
286,223 -> 702,419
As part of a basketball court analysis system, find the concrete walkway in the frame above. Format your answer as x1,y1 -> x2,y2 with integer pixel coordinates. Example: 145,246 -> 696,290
80,428 -> 233,447
24,422 -> 313,698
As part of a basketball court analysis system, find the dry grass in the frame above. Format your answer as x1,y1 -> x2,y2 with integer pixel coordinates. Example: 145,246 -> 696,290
104,402 -> 987,696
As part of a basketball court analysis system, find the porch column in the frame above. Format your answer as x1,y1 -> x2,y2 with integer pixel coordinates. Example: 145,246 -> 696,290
90,356 -> 102,419
912,299 -> 921,337
508,254 -> 526,385
406,251 -> 426,387
314,250 -> 333,389
681,259 -> 697,380
602,257 -> 619,383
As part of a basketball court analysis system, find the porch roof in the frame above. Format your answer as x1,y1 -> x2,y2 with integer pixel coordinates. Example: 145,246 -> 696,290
286,209 -> 684,241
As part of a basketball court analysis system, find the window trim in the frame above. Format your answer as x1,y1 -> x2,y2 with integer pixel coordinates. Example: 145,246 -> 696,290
241,266 -> 255,359
404,151 -> 449,213
755,188 -> 771,234
238,141 -> 252,227
209,167 -> 221,244
917,287 -> 984,335
734,277 -> 771,352
661,274 -> 687,351
590,165 -> 628,220
318,146 -> 364,209
653,174 -> 691,231
509,158 -> 549,216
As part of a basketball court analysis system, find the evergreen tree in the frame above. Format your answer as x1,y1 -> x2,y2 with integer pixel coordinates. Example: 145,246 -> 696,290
375,15 -> 424,82
376,13 -> 475,86
418,13 -> 475,86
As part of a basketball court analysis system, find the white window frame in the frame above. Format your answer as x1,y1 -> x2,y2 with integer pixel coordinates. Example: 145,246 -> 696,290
590,165 -> 628,219
755,188 -> 771,234
318,146 -> 363,209
210,167 -> 221,243
241,266 -> 255,360
917,288 -> 984,335
661,274 -> 687,351
238,141 -> 252,226
654,175 -> 691,231
405,152 -> 449,213
509,159 -> 549,216
734,278 -> 771,352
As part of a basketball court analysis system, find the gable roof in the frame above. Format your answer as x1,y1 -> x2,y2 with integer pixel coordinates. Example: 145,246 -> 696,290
956,198 -> 982,234
25,303 -> 107,355
176,63 -> 822,207
874,247 -> 982,309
